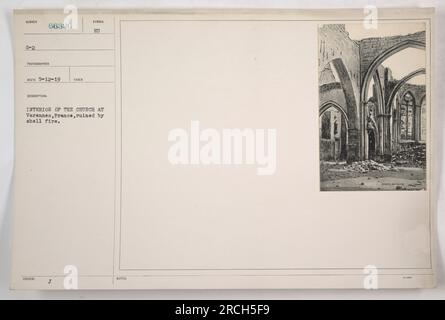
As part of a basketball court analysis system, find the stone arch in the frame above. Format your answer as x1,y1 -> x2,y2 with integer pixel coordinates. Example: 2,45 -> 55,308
400,89 -> 416,107
321,58 -> 360,162
329,58 -> 359,130
360,36 -> 425,160
385,68 -> 426,113
320,100 -> 350,130
319,101 -> 349,161
318,56 -> 360,162
361,39 -> 425,104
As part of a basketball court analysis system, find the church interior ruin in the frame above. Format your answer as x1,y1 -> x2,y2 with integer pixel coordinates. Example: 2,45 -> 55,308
319,24 -> 427,191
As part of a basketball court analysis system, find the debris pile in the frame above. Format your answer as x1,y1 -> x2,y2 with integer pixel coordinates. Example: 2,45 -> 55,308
392,144 -> 426,168
344,160 -> 396,173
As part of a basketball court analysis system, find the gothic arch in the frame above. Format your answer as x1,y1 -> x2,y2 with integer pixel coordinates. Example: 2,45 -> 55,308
320,100 -> 350,130
319,101 -> 349,161
400,90 -> 416,107
319,57 -> 360,162
361,39 -> 426,104
385,68 -> 426,113
329,58 -> 359,130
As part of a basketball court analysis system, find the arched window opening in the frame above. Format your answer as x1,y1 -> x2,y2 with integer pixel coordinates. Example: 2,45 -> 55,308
319,105 -> 348,162
400,92 -> 415,141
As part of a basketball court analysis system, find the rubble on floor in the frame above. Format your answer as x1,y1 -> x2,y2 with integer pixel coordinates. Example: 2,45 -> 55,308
343,160 -> 397,173
391,144 -> 426,168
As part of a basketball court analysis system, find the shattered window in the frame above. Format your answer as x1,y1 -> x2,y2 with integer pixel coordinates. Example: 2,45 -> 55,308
400,92 -> 414,140
400,105 -> 407,140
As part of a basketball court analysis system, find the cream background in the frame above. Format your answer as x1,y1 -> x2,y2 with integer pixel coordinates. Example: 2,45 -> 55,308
1,0 -> 444,299
119,20 -> 430,271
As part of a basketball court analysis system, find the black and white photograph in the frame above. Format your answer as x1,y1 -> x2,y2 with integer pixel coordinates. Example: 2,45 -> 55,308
319,23 -> 428,191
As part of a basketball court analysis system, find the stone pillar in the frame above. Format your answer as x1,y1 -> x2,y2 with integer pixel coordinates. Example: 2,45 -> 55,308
393,106 -> 400,153
377,115 -> 384,157
347,128 -> 359,163
381,113 -> 392,162
415,105 -> 421,142
360,101 -> 365,160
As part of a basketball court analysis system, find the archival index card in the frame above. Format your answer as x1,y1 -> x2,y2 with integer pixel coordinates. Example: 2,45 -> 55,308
11,8 -> 436,289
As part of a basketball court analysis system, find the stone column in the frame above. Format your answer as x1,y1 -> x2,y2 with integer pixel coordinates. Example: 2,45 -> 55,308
381,113 -> 392,162
393,105 -> 400,153
415,104 -> 421,142
377,114 -> 384,157
347,128 -> 359,163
